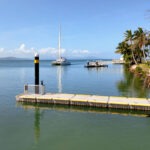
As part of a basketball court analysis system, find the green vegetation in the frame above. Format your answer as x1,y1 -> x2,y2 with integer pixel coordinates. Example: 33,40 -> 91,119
132,63 -> 150,88
115,27 -> 150,87
115,27 -> 150,65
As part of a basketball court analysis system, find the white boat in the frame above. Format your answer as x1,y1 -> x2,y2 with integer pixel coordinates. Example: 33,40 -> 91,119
84,60 -> 108,68
51,25 -> 71,66
51,57 -> 71,65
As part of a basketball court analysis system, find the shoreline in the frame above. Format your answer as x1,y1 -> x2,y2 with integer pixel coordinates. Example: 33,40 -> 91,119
130,64 -> 150,87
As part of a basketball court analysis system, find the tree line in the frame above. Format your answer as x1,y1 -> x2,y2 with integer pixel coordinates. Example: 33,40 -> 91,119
115,27 -> 150,65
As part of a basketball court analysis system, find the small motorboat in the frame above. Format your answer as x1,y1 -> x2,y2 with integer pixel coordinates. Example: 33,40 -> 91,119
84,61 -> 108,68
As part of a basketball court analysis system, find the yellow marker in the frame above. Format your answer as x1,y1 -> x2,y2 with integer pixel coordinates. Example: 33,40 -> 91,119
34,59 -> 39,64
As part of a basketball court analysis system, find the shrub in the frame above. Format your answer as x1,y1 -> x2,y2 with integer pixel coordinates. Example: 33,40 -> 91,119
135,66 -> 142,74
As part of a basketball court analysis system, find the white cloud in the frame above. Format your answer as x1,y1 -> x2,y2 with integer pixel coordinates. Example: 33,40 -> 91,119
19,43 -> 26,50
72,49 -> 90,54
0,48 -> 5,53
60,48 -> 66,54
0,44 -> 68,59
82,50 -> 89,54
0,44 -> 102,59
14,43 -> 35,55
70,49 -> 93,59
0,44 -> 35,58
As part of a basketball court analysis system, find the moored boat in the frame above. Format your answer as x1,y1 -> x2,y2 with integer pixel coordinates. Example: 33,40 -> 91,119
84,61 -> 108,68
51,25 -> 71,66
52,57 -> 71,65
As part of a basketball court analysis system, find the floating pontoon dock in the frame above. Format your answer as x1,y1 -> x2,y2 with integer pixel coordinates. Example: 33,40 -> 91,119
16,55 -> 150,112
16,93 -> 150,111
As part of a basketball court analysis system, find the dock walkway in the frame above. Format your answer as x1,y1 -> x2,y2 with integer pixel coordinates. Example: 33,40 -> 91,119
16,93 -> 150,111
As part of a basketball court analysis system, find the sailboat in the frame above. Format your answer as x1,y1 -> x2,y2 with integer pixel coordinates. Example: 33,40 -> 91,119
51,26 -> 71,65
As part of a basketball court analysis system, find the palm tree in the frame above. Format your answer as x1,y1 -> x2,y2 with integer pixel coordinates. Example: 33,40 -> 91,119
145,31 -> 150,57
115,41 -> 132,63
115,28 -> 150,64
124,30 -> 137,64
133,27 -> 148,63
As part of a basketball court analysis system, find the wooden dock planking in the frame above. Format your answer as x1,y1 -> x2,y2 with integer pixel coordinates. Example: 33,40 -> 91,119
16,93 -> 150,111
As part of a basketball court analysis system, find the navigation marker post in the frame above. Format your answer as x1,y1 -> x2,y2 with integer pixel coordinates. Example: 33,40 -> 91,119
34,53 -> 39,94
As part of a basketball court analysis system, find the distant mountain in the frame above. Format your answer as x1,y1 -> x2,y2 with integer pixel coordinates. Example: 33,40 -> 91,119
0,57 -> 29,60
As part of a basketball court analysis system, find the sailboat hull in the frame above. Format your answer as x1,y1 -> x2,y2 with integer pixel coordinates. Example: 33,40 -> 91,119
51,60 -> 71,66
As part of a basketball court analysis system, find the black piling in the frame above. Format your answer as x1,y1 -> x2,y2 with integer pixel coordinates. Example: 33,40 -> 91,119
34,53 -> 39,93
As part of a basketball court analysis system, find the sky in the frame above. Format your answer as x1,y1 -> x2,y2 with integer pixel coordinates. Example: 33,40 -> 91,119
0,0 -> 150,59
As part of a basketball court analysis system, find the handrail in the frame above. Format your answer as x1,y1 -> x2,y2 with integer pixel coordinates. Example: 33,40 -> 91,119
24,84 -> 45,95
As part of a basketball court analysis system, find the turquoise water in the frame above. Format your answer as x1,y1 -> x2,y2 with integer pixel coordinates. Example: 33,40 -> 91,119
1,60 -> 150,150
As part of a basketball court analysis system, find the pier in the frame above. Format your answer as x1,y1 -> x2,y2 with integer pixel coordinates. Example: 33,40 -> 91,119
16,54 -> 150,112
16,92 -> 150,111
112,59 -> 125,64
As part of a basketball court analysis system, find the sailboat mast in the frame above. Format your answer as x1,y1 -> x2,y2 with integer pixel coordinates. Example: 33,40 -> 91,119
58,25 -> 61,59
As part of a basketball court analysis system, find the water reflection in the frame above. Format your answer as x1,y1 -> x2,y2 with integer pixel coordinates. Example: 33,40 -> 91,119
86,67 -> 108,72
34,107 -> 44,143
57,66 -> 63,93
56,66 -> 68,93
16,101 -> 150,143
34,108 -> 40,142
117,65 -> 150,98
18,103 -> 150,118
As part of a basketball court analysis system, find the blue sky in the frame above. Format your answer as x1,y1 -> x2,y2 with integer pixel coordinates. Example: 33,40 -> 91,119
0,0 -> 149,59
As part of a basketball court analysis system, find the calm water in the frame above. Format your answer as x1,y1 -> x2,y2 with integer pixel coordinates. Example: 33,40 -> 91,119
1,60 -> 150,150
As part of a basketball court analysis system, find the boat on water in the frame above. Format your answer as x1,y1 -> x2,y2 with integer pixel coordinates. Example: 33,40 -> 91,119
51,57 -> 71,65
84,60 -> 108,68
51,25 -> 71,66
